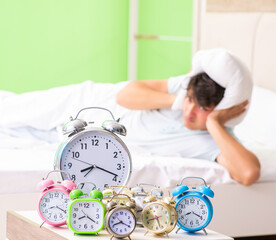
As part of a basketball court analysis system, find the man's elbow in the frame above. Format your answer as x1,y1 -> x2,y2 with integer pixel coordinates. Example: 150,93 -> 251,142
240,164 -> 261,186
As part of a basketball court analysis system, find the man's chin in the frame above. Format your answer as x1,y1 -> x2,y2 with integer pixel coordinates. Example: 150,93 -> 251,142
184,122 -> 207,131
183,122 -> 198,130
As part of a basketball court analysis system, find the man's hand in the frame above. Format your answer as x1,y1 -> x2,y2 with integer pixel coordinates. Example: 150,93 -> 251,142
207,100 -> 249,127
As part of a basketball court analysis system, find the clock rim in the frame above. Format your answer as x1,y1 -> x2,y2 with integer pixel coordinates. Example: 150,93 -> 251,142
175,192 -> 213,232
105,206 -> 136,238
141,201 -> 173,234
38,187 -> 69,226
53,127 -> 132,192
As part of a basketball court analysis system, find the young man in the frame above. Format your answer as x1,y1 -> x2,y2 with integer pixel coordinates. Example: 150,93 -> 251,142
116,73 -> 260,186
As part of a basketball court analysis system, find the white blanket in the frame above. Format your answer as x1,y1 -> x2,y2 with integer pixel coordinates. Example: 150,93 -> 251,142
0,81 -> 128,130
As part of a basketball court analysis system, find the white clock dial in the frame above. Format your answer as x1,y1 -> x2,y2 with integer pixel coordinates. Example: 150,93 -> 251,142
59,129 -> 131,192
108,208 -> 136,236
69,200 -> 104,232
39,190 -> 69,223
176,196 -> 208,229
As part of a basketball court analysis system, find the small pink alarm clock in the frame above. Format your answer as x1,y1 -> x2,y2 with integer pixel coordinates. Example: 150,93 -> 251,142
37,170 -> 76,226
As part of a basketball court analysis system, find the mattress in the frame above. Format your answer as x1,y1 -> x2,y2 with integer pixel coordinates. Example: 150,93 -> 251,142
1,133 -> 276,195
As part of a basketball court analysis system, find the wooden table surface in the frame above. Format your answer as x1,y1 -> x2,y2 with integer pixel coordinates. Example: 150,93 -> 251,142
6,211 -> 233,240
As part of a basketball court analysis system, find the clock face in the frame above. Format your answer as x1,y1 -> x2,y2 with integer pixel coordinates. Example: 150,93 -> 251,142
176,196 -> 209,229
141,203 -> 170,233
69,199 -> 104,233
108,208 -> 136,237
39,189 -> 69,225
58,129 -> 131,193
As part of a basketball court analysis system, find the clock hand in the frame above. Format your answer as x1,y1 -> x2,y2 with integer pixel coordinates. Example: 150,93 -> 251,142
156,217 -> 161,228
120,221 -> 131,228
81,165 -> 118,177
78,216 -> 86,220
94,165 -> 118,177
72,157 -> 92,166
185,212 -> 192,216
56,206 -> 66,213
147,216 -> 162,221
80,165 -> 96,177
81,165 -> 95,172
112,221 -> 122,228
192,211 -> 201,218
87,215 -> 96,223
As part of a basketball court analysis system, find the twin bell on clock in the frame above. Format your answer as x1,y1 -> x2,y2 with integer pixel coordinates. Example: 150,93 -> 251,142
53,107 -> 132,194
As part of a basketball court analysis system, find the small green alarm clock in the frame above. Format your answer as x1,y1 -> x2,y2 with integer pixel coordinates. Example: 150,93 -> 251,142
67,182 -> 105,235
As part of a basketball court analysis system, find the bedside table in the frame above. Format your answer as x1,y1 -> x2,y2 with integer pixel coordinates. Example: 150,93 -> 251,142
6,210 -> 233,240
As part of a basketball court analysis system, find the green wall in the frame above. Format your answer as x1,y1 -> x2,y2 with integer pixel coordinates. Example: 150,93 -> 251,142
137,0 -> 193,80
0,0 -> 129,93
0,0 -> 193,93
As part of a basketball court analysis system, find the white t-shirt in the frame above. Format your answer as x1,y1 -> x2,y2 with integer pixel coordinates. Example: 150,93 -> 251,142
120,76 -> 233,161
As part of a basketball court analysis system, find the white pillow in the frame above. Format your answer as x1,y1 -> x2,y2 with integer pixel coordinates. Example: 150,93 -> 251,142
234,86 -> 276,147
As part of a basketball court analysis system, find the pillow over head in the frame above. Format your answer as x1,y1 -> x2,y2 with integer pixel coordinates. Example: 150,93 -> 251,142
172,48 -> 253,127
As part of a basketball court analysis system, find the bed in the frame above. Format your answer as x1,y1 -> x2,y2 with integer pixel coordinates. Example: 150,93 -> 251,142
1,1 -> 276,239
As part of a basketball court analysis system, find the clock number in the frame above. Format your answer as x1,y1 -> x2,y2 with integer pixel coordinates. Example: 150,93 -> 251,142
84,203 -> 89,208
79,183 -> 85,189
112,175 -> 117,182
68,162 -> 72,169
117,164 -> 121,170
71,175 -> 76,181
113,152 -> 118,158
91,139 -> 99,146
106,143 -> 108,149
72,151 -> 80,158
81,143 -> 87,150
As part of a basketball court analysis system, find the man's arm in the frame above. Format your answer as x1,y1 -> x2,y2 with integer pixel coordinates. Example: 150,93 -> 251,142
116,80 -> 177,110
206,101 -> 261,186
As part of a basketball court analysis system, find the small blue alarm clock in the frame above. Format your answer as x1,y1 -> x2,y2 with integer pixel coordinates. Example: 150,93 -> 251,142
172,177 -> 214,235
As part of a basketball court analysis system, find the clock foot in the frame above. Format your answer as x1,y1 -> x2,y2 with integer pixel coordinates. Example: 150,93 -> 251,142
144,231 -> 149,236
39,221 -> 45,228
202,227 -> 208,235
176,227 -> 181,234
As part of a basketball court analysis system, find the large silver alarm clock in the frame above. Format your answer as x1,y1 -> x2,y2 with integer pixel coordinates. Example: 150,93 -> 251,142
54,107 -> 132,194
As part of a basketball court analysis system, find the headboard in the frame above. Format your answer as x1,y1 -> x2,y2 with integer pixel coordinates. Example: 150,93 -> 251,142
194,0 -> 276,92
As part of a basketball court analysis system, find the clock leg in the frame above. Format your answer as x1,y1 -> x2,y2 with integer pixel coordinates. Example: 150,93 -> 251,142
39,221 -> 46,228
128,236 -> 132,240
202,227 -> 208,235
175,227 -> 181,234
144,230 -> 149,236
